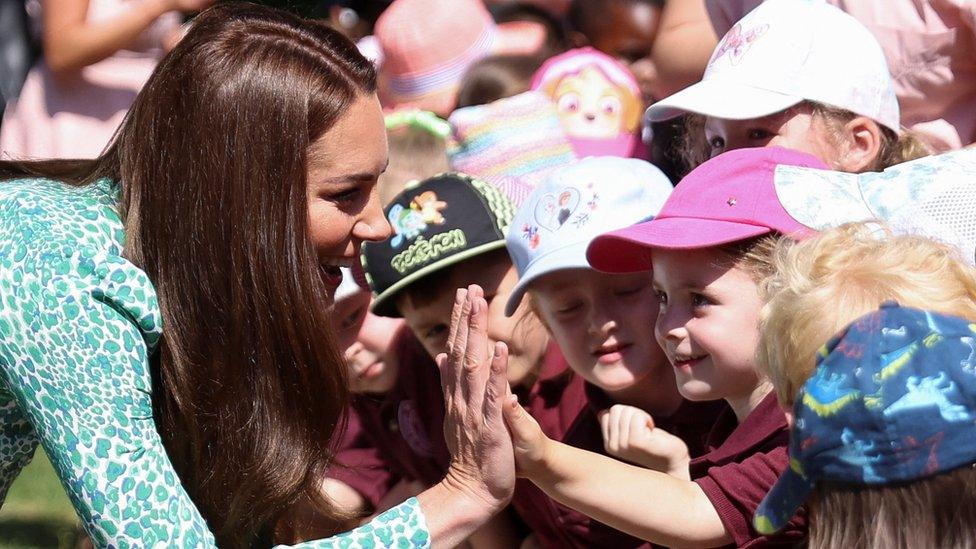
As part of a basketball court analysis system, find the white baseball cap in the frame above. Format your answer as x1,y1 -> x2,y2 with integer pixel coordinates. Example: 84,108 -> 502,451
646,0 -> 900,134
773,148 -> 976,265
504,156 -> 673,316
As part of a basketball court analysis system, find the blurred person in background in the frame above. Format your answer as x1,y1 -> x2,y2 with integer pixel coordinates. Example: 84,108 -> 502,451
0,0 -> 213,159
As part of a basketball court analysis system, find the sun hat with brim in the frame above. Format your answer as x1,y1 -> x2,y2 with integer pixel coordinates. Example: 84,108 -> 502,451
361,172 -> 517,317
376,0 -> 546,115
504,157 -> 673,316
586,147 -> 826,273
773,148 -> 976,266
754,302 -> 976,534
645,0 -> 900,134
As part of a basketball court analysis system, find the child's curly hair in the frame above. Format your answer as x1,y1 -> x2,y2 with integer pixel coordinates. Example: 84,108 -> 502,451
756,222 -> 976,406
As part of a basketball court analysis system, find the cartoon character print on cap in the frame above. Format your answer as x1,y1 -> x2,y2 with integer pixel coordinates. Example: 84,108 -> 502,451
710,22 -> 769,66
532,48 -> 643,157
389,191 -> 449,247
522,182 -> 600,249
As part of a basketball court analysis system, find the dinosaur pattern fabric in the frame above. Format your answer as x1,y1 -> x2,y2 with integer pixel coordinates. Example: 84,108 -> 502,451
754,302 -> 976,535
0,177 -> 431,547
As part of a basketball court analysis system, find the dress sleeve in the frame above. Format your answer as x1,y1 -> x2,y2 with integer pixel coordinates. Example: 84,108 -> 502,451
0,242 -> 431,547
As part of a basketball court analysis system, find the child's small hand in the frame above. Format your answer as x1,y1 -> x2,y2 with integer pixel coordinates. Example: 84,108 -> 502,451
502,392 -> 554,479
599,404 -> 691,480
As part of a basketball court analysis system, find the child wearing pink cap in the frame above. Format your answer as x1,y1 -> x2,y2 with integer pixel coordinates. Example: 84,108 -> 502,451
502,147 -> 824,546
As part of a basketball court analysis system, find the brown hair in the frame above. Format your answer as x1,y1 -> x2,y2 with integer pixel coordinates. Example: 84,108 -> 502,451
2,4 -> 375,545
456,54 -> 545,109
677,101 -> 930,173
808,465 -> 976,548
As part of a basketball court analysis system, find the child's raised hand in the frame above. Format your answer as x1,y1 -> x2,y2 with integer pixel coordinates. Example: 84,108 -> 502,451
502,390 -> 555,479
599,404 -> 691,480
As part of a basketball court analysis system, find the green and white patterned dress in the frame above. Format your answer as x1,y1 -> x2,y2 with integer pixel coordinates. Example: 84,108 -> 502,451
0,177 -> 431,547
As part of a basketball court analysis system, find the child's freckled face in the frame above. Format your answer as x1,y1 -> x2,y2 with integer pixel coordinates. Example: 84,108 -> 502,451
651,247 -> 763,403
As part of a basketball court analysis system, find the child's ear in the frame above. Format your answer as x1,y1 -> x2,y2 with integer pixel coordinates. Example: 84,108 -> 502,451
835,116 -> 882,173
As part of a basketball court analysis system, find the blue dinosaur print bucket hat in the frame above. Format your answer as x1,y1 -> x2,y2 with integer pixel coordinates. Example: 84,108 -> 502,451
755,302 -> 976,534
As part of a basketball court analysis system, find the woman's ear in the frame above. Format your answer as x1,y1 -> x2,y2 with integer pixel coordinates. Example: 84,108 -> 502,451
835,116 -> 882,173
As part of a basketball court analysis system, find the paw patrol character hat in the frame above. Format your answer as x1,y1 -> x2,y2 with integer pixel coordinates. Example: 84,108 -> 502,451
531,48 -> 646,158
505,157 -> 673,316
755,303 -> 976,534
645,0 -> 900,134
362,173 -> 518,317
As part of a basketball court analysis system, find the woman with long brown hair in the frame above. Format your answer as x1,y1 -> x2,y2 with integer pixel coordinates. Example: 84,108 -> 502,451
0,4 -> 514,546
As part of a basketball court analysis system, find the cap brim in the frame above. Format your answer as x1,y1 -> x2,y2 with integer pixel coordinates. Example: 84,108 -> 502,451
773,164 -> 874,231
492,20 -> 547,56
754,459 -> 815,535
587,217 -> 772,273
645,80 -> 802,123
505,242 -> 592,317
370,240 -> 508,317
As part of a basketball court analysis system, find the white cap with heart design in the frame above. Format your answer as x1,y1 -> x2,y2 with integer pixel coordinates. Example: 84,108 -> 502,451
504,156 -> 673,316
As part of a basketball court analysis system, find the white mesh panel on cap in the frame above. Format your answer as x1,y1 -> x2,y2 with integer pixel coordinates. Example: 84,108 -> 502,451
887,183 -> 976,266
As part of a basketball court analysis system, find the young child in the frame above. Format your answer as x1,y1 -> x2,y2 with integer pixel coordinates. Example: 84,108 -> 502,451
501,146 -> 828,546
647,0 -> 928,172
324,267 -> 449,517
378,110 -> 451,205
360,172 -> 552,546
756,222 -> 976,411
501,156 -> 727,547
456,54 -> 546,109
753,303 -> 976,547
566,0 -> 664,105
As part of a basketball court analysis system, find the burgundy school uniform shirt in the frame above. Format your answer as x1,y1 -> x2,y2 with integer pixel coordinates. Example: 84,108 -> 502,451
328,329 -> 450,509
512,343 -> 728,549
690,391 -> 807,547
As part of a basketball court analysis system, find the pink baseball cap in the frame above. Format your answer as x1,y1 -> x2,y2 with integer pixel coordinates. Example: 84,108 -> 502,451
586,147 -> 828,273
376,0 -> 546,116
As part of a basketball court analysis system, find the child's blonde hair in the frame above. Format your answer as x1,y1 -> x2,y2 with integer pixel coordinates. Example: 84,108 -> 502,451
757,222 -> 976,406
377,123 -> 450,205
679,101 -> 930,174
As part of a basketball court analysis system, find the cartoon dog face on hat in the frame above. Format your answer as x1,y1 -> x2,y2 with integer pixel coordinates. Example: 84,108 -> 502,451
532,48 -> 643,155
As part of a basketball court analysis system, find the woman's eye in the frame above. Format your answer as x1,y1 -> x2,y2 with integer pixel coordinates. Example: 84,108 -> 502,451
327,187 -> 362,204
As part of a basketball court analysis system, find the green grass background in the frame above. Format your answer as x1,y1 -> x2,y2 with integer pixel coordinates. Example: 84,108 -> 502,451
0,450 -> 83,549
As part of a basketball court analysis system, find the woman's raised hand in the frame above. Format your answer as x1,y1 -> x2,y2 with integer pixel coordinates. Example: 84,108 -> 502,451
436,285 -> 516,512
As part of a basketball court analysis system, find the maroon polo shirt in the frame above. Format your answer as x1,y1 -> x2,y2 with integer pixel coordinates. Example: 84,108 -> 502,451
512,344 -> 727,549
690,392 -> 807,547
328,329 -> 451,509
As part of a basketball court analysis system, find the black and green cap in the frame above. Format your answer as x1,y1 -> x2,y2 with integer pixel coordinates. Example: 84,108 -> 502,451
362,172 -> 516,317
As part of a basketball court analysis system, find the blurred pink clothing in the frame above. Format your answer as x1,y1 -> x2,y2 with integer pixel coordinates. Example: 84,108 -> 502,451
706,0 -> 976,152
0,0 -> 179,159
